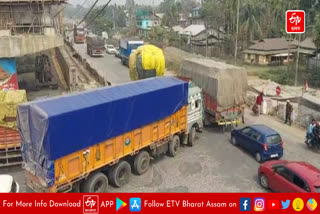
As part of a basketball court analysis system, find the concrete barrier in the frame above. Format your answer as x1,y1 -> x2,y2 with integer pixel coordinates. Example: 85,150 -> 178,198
64,39 -> 106,86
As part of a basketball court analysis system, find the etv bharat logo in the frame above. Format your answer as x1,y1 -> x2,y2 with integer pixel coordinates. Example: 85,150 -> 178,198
83,195 -> 99,214
286,10 -> 305,33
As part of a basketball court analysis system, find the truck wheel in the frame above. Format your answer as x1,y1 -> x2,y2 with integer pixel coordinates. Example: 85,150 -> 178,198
188,127 -> 196,147
109,161 -> 131,188
168,135 -> 180,157
133,151 -> 150,175
82,172 -> 108,193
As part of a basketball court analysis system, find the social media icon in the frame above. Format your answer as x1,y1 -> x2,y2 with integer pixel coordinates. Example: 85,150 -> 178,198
281,200 -> 290,209
268,200 -> 280,210
292,198 -> 304,212
130,198 -> 141,212
239,198 -> 251,211
306,198 -> 317,211
254,198 -> 265,211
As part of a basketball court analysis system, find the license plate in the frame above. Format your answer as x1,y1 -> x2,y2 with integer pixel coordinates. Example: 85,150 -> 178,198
271,154 -> 278,158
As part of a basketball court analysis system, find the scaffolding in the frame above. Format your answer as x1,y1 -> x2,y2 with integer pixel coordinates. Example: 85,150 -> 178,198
0,0 -> 66,35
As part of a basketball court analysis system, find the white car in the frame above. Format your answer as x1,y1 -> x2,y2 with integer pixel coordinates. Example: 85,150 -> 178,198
105,45 -> 116,54
0,175 -> 19,193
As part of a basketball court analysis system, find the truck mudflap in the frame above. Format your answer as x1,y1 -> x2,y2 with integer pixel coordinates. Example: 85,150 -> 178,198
25,171 -> 53,193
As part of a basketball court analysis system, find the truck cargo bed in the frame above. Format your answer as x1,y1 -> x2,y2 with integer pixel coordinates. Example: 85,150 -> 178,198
18,77 -> 188,187
0,127 -> 22,167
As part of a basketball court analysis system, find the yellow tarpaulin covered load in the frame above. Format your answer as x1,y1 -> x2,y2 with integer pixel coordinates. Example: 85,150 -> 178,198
0,90 -> 27,129
129,45 -> 165,81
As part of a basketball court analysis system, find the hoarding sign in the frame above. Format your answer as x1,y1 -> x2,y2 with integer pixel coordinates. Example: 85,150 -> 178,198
0,58 -> 18,91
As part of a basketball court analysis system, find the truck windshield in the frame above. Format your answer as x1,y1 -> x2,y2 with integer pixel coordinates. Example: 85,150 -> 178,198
266,134 -> 281,146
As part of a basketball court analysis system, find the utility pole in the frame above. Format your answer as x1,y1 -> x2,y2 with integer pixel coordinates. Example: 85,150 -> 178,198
152,0 -> 155,32
234,0 -> 240,65
113,6 -> 116,29
287,34 -> 291,73
295,34 -> 302,87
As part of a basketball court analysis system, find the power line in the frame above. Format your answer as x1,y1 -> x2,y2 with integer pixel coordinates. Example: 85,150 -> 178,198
77,0 -> 100,27
84,0 -> 112,29
53,4 -> 67,18
70,0 -> 89,19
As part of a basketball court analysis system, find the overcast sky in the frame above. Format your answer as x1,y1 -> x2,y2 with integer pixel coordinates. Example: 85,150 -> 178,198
68,0 -> 162,6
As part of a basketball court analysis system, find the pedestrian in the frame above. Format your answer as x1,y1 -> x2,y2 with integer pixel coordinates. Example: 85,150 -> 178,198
241,104 -> 245,124
307,118 -> 316,139
311,122 -> 320,147
285,100 -> 293,126
255,92 -> 264,116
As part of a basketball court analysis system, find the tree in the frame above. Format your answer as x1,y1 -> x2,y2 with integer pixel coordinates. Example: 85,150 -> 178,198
159,0 -> 180,26
86,8 -> 113,35
239,0 -> 262,43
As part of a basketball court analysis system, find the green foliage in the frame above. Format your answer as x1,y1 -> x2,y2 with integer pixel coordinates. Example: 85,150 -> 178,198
309,67 -> 320,87
148,27 -> 168,41
258,68 -> 295,85
314,14 -> 320,49
86,8 -> 113,36
159,0 -> 198,27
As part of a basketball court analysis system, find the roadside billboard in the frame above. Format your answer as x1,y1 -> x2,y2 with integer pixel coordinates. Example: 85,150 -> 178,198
0,58 -> 18,91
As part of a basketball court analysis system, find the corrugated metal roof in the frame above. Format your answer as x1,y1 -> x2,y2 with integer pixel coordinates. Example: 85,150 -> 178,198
172,25 -> 184,33
299,37 -> 316,50
247,38 -> 292,51
180,24 -> 206,36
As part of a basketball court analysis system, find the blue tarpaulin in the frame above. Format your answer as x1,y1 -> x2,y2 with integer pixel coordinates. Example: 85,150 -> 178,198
18,77 -> 188,186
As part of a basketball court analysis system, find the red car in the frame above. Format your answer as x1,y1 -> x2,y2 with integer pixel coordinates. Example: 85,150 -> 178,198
258,160 -> 320,193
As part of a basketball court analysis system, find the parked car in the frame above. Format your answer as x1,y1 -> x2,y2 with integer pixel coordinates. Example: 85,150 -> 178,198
105,44 -> 116,54
258,160 -> 320,193
230,124 -> 283,162
0,175 -> 19,193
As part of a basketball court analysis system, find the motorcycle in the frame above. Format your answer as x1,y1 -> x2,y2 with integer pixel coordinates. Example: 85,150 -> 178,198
305,134 -> 320,153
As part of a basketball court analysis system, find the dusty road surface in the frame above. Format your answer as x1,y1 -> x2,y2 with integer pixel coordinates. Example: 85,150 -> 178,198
73,43 -> 131,85
2,47 -> 319,193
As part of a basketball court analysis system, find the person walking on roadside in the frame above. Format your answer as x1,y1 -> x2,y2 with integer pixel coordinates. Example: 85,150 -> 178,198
285,100 -> 293,126
241,104 -> 245,124
255,92 -> 264,116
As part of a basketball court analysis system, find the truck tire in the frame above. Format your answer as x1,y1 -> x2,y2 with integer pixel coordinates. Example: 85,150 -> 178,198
188,127 -> 196,147
133,151 -> 150,175
168,135 -> 180,157
82,172 -> 108,193
109,161 -> 131,188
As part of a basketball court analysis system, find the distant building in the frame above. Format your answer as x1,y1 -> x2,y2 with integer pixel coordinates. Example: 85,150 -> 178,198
178,13 -> 188,27
189,7 -> 204,25
172,25 -> 184,34
155,13 -> 164,26
180,24 -> 206,39
136,10 -> 162,31
179,24 -> 224,46
243,38 -> 297,65
293,37 -> 317,56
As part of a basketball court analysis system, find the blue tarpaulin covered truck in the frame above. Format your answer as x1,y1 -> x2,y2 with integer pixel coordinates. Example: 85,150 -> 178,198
119,39 -> 144,66
18,77 -> 190,192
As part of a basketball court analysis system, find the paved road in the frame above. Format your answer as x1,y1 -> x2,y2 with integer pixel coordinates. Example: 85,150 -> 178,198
73,43 -> 131,85
2,48 -> 319,193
